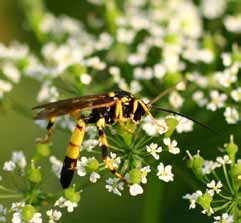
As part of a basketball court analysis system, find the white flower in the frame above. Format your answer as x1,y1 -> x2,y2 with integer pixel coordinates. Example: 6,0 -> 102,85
202,160 -> 219,174
140,166 -> 151,184
49,156 -> 62,178
157,163 -> 174,182
169,91 -> 184,109
224,107 -> 239,124
107,152 -> 121,169
231,87 -> 241,102
55,197 -> 78,212
3,161 -> 16,171
183,190 -> 202,209
200,0 -> 226,19
105,178 -> 124,196
207,180 -> 223,196
117,28 -> 135,44
46,209 -> 62,223
37,81 -> 59,103
153,64 -> 165,79
63,201 -> 78,213
12,211 -> 42,223
207,90 -> 227,111
163,138 -> 180,154
0,204 -> 7,222
192,90 -> 208,107
80,73 -> 92,85
130,80 -> 142,94
213,213 -> 234,223
146,143 -> 162,160
12,151 -> 27,170
176,117 -> 194,133
85,56 -> 106,70
76,157 -> 88,176
89,172 -> 100,183
12,212 -> 21,223
11,202 -> 25,212
129,184 -> 143,196
54,197 -> 66,208
82,139 -> 99,152
2,62 -> 21,83
216,155 -> 232,165
214,69 -> 237,88
224,15 -> 241,33
0,80 -> 12,98
30,213 -> 42,223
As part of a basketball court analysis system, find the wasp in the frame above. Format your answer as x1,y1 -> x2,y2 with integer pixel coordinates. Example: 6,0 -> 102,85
33,90 -> 215,189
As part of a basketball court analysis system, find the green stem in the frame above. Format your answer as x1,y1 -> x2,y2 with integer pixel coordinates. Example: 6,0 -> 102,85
142,177 -> 164,223
0,185 -> 16,193
0,194 -> 23,199
223,164 -> 234,194
213,200 -> 232,212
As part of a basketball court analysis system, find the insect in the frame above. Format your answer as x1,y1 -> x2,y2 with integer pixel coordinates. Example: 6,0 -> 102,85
33,90 -> 216,189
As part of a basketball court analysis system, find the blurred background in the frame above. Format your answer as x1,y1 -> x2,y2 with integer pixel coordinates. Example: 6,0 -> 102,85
0,0 -> 240,222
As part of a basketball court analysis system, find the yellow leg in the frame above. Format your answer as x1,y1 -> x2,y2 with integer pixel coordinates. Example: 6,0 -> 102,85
97,118 -> 128,184
115,100 -> 123,121
135,100 -> 167,132
60,119 -> 85,189
36,117 -> 56,144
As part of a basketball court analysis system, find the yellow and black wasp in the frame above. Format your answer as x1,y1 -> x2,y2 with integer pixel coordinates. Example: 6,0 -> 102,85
33,90 -> 216,189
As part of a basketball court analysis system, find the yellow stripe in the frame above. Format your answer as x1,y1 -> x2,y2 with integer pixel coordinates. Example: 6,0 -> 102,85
66,119 -> 85,159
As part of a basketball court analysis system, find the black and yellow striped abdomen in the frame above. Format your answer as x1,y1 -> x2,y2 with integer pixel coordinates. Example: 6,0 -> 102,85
60,119 -> 85,188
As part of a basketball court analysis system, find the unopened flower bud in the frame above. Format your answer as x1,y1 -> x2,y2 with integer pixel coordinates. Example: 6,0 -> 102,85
36,143 -> 50,157
197,192 -> 213,216
26,162 -> 42,183
230,163 -> 241,192
186,151 -> 205,180
165,118 -> 179,138
129,169 -> 142,184
225,135 -> 238,164
64,187 -> 81,203
22,205 -> 35,221
86,158 -> 99,173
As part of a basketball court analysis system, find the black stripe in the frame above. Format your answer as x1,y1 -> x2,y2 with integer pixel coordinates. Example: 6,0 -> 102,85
69,142 -> 80,148
98,129 -> 104,136
60,157 -> 77,189
47,121 -> 54,130
102,147 -> 108,159
76,124 -> 83,130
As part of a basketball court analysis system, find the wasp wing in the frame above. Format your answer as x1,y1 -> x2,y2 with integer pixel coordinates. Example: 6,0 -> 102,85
33,93 -> 116,120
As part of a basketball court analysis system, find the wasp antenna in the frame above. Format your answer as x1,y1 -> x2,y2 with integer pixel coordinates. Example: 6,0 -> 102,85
151,106 -> 221,136
148,79 -> 186,106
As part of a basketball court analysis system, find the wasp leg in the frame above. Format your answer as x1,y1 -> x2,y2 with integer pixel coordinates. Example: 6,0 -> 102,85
134,100 -> 167,132
97,118 -> 128,184
36,117 -> 56,144
60,119 -> 85,189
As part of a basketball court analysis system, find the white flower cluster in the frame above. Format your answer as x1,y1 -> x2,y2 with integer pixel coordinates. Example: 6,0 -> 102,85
3,151 -> 26,173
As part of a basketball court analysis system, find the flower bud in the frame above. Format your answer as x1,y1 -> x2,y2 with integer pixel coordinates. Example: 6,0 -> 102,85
22,205 -> 35,221
225,135 -> 238,164
26,162 -> 42,184
86,158 -> 99,173
129,168 -> 142,184
197,192 -> 213,216
64,187 -> 81,203
36,143 -> 50,157
165,118 -> 179,138
186,151 -> 205,180
230,163 -> 241,192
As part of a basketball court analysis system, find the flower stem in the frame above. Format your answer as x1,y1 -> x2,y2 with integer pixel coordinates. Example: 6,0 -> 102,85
142,176 -> 164,223
222,164 -> 234,194
0,194 -> 23,199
